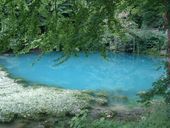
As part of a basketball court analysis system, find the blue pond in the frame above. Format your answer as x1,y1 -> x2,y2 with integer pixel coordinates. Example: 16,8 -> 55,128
0,52 -> 166,94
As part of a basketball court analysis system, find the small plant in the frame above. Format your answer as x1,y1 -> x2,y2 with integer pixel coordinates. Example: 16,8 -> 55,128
90,118 -> 118,128
70,109 -> 88,128
137,103 -> 170,128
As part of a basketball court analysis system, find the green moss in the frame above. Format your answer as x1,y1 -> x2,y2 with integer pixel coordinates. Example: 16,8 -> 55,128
82,90 -> 95,96
95,92 -> 108,98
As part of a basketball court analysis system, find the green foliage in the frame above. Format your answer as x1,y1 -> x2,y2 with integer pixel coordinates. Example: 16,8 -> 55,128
137,103 -> 170,128
139,76 -> 170,104
69,109 -> 134,128
89,118 -> 121,128
70,109 -> 88,128
0,0 -> 167,55
115,29 -> 167,55
119,30 -> 167,54
69,109 -> 122,128
0,0 -> 123,57
129,0 -> 164,29
109,0 -> 167,54
0,0 -> 168,67
69,103 -> 170,128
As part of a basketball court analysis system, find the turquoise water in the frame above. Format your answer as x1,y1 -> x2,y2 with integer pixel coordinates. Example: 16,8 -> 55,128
0,52 -> 165,94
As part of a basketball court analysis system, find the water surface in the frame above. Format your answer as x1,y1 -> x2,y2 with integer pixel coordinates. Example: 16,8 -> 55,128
0,52 -> 165,95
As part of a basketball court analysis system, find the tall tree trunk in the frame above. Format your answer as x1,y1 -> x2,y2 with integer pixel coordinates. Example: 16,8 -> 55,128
168,28 -> 170,78
164,0 -> 170,82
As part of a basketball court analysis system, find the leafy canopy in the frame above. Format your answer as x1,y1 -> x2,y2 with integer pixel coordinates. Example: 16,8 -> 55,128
0,0 -> 124,58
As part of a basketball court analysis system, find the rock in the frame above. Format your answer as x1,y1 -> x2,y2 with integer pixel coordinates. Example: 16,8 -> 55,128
95,98 -> 108,106
115,107 -> 144,121
90,105 -> 144,121
41,118 -> 58,128
90,107 -> 116,119
160,50 -> 167,56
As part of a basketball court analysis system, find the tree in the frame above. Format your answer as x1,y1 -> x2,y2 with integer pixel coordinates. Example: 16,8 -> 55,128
125,0 -> 170,103
0,0 -> 123,58
0,0 -> 168,57
164,0 -> 170,78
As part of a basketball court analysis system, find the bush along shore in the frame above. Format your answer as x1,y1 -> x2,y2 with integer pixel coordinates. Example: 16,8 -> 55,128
0,67 -> 169,128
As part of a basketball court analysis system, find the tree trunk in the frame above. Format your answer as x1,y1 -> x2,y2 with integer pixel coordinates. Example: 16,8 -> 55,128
168,28 -> 170,78
164,0 -> 170,82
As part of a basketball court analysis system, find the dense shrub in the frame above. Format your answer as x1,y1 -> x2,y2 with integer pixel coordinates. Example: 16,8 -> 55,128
116,30 -> 167,55
139,76 -> 170,104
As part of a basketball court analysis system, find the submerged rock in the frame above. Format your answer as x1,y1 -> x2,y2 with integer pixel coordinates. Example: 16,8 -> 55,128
94,98 -> 108,106
112,95 -> 128,102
